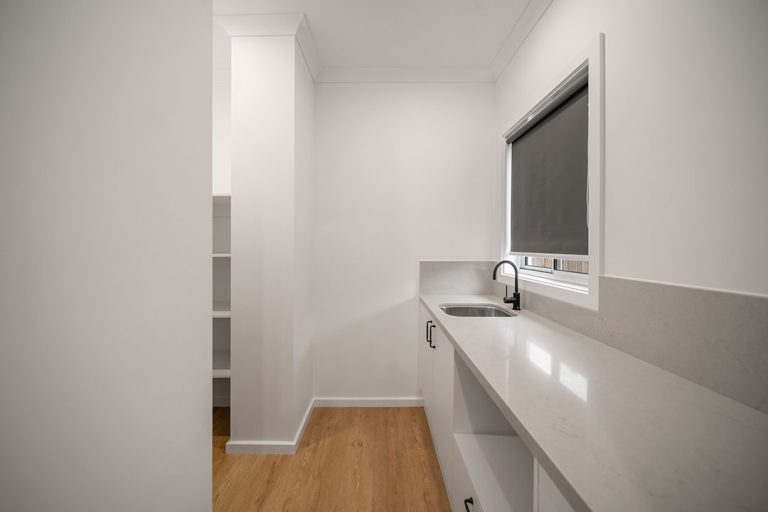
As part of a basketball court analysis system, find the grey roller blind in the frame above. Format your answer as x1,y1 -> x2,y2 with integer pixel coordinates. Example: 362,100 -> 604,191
509,85 -> 588,256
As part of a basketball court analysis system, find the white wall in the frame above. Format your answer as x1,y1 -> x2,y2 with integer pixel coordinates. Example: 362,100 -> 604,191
312,83 -> 499,398
293,43 -> 315,426
212,22 -> 231,195
496,0 -> 768,296
230,35 -> 297,442
0,1 -> 212,511
229,33 -> 314,445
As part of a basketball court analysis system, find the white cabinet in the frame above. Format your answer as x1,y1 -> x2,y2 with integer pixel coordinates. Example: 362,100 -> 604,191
453,434 -> 532,512
419,302 -> 548,512
417,304 -> 454,493
534,460 -> 575,512
418,303 -> 434,419
451,443 -> 482,512
431,322 -> 455,478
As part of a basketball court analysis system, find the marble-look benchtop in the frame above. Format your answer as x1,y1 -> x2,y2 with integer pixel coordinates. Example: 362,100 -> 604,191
420,294 -> 768,512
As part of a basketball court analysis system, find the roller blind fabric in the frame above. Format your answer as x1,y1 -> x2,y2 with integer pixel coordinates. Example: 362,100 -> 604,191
509,85 -> 588,256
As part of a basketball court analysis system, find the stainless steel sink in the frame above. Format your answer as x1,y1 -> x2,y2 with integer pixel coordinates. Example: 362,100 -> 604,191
439,303 -> 517,318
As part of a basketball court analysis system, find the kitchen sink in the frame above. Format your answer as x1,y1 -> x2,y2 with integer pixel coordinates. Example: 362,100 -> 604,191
439,304 -> 517,318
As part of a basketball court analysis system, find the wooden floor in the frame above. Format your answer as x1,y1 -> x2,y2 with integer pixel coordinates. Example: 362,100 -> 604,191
213,407 -> 450,511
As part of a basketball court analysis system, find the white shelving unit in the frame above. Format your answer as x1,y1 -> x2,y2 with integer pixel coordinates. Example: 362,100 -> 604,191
212,301 -> 231,318
212,195 -> 231,407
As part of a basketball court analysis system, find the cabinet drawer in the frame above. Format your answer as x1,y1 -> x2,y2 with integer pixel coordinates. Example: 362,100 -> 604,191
451,442 -> 483,512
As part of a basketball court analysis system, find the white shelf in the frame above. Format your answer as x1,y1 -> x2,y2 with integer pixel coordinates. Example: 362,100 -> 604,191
454,433 -> 533,512
213,302 -> 231,318
213,349 -> 231,379
212,194 -> 231,209
212,253 -> 231,258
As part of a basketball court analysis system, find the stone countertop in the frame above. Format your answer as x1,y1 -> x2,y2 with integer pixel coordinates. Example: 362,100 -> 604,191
420,294 -> 768,512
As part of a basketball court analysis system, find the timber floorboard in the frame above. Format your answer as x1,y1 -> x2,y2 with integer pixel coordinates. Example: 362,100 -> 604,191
212,407 -> 451,512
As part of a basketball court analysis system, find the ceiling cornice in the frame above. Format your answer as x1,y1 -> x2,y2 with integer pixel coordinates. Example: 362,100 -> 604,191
489,0 -> 553,79
318,66 -> 496,84
295,16 -> 321,80
214,13 -> 302,36
214,14 -> 321,81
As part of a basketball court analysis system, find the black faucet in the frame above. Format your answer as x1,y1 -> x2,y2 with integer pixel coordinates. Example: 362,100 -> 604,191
492,260 -> 521,310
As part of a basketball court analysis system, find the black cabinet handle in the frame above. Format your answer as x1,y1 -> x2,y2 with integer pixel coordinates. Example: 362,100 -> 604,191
428,324 -> 436,349
425,320 -> 432,345
464,497 -> 474,511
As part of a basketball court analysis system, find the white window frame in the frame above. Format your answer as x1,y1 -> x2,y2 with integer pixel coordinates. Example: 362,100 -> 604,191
518,254 -> 589,288
499,34 -> 605,311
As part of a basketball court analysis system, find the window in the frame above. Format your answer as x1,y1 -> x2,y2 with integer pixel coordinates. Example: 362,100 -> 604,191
504,63 -> 591,290
521,256 -> 588,277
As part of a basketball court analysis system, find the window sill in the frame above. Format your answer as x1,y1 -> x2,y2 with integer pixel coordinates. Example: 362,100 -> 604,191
517,271 -> 588,294
497,270 -> 598,311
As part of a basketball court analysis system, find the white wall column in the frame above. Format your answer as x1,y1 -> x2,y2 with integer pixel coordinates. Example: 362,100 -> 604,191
216,14 -> 317,451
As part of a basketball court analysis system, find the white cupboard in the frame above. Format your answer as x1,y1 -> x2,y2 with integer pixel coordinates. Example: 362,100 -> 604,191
431,322 -> 455,479
450,446 -> 482,512
418,303 -> 434,420
418,303 -> 454,491
418,303 -> 573,512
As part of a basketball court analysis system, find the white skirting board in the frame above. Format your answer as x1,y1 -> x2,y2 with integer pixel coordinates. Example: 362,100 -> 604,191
225,396 -> 423,454
313,396 -> 423,407
225,398 -> 314,455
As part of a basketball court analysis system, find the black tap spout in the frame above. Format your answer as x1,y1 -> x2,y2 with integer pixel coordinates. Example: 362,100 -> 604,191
492,260 -> 521,310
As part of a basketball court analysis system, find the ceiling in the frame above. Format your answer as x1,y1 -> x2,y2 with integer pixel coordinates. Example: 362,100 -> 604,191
213,0 -> 552,81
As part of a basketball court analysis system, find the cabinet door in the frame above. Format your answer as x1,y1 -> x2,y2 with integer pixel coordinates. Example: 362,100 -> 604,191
535,460 -> 575,512
451,442 -> 483,512
431,323 -> 455,488
417,304 -> 434,421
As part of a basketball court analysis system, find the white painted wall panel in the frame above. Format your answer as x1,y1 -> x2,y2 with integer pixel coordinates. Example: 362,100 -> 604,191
212,22 -> 232,195
230,35 -> 297,441
312,83 -> 499,397
293,42 -> 315,427
0,1 -> 212,510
